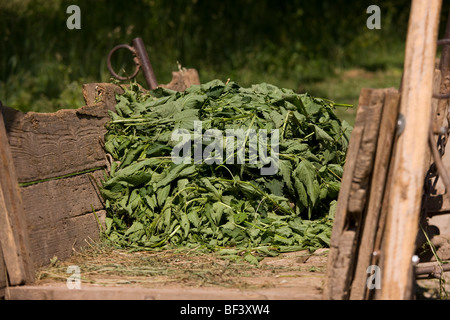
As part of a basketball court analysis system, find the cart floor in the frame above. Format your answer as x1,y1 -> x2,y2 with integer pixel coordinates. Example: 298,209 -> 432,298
5,245 -> 328,300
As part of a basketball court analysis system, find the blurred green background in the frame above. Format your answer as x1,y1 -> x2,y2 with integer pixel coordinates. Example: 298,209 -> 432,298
1,0 -> 449,124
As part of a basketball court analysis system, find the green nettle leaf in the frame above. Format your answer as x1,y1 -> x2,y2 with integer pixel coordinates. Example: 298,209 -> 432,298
187,210 -> 201,228
157,184 -> 171,207
211,203 -> 225,225
270,110 -> 284,128
115,96 -> 133,116
125,221 -> 144,236
314,125 -> 333,142
105,217 -> 113,234
265,179 -> 284,197
295,160 -> 319,206
278,159 -> 294,193
328,164 -> 344,178
100,79 -> 351,263
180,212 -> 190,238
234,211 -> 248,225
244,253 -> 260,265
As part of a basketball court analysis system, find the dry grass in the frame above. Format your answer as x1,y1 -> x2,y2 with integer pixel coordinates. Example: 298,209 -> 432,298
35,241 -> 328,291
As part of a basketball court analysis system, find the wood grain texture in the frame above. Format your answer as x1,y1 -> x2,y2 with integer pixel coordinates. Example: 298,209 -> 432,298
21,170 -> 105,230
0,105 -> 34,285
323,86 -> 402,300
2,104 -> 111,184
350,89 -> 400,300
0,245 -> 7,298
82,83 -> 124,108
159,68 -> 201,92
20,170 -> 106,267
323,90 -> 367,300
381,0 -> 442,300
324,88 -> 393,300
2,101 -> 112,268
29,210 -> 106,267
347,89 -> 385,218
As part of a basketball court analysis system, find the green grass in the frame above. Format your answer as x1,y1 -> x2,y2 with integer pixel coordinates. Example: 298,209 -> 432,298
1,63 -> 404,126
0,1 -> 412,117
305,67 -> 403,125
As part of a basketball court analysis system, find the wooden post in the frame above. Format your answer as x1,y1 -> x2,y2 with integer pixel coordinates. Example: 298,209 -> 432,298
381,0 -> 442,300
0,103 -> 34,285
350,89 -> 400,300
323,88 -> 386,299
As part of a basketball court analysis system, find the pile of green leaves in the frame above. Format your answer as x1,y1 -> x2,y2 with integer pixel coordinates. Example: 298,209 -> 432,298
100,80 -> 352,261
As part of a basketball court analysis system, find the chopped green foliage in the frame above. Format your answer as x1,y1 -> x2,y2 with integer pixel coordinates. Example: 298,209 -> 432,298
100,80 -> 351,259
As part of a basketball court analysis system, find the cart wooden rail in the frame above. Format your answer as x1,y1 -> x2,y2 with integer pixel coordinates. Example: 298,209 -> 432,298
324,0 -> 450,300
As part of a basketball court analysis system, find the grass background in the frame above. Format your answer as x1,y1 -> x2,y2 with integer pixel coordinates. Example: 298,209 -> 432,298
1,0 -> 449,125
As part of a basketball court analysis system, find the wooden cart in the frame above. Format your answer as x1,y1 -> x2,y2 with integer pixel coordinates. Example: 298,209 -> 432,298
1,0 -> 449,300
324,0 -> 450,300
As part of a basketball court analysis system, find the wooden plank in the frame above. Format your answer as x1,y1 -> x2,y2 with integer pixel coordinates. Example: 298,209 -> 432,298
0,246 -> 7,299
381,0 -> 442,300
0,104 -> 34,285
323,91 -> 368,300
0,187 -> 27,284
5,283 -> 321,300
19,170 -> 106,267
159,68 -> 201,92
29,210 -> 106,267
323,88 -> 385,299
2,104 -> 111,184
21,170 -> 105,229
350,89 -> 400,300
82,83 -> 123,108
347,89 -> 385,219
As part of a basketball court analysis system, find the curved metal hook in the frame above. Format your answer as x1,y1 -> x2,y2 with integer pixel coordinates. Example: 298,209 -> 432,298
106,44 -> 140,81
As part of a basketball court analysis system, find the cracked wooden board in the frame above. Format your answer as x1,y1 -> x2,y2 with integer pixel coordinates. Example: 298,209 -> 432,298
2,102 -> 111,269
381,0 -> 442,299
350,89 -> 400,300
2,104 -> 111,184
0,104 -> 34,287
323,88 -> 387,299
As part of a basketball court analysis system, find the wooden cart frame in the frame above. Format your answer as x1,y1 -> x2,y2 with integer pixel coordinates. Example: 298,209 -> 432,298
1,1 -> 449,300
324,0 -> 450,300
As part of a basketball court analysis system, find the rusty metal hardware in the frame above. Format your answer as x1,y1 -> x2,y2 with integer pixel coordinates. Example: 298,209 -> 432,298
432,92 -> 450,99
107,37 -> 158,90
416,261 -> 450,278
429,127 -> 450,193
438,39 -> 450,46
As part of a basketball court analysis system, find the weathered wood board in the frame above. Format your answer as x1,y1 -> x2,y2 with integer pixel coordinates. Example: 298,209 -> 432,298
381,0 -> 442,299
2,105 -> 112,184
323,88 -> 390,299
0,246 -> 7,299
0,103 -> 34,286
350,89 -> 400,300
21,170 -> 106,267
2,94 -> 114,268
159,68 -> 201,92
5,282 -> 320,300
